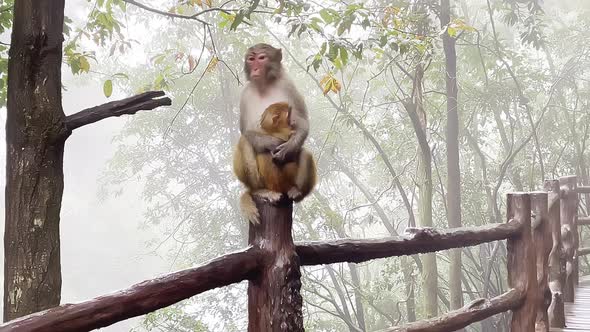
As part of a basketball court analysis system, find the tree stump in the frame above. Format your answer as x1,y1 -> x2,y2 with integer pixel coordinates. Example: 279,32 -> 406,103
248,196 -> 304,332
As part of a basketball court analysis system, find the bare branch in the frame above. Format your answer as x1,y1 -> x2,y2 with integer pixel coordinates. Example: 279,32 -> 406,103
65,91 -> 171,131
0,248 -> 262,332
296,219 -> 523,266
122,0 -> 209,24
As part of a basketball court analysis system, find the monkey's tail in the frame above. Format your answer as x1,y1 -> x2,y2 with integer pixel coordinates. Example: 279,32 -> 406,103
240,191 -> 260,225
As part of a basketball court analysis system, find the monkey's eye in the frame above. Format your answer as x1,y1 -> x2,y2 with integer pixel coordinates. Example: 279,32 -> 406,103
248,56 -> 255,62
258,54 -> 267,61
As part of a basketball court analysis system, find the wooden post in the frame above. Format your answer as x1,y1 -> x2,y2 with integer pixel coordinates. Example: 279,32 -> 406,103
544,180 -> 565,328
507,193 -> 537,332
531,191 -> 551,332
559,176 -> 578,301
248,197 -> 304,332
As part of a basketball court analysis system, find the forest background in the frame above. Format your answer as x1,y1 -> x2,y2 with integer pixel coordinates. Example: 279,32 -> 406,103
0,0 -> 588,331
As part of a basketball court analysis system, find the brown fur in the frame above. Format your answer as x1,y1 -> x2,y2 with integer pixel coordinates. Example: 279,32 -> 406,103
233,102 -> 317,224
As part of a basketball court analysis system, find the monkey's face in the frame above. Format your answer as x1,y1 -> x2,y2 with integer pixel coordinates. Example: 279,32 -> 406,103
244,44 -> 283,83
246,51 -> 269,81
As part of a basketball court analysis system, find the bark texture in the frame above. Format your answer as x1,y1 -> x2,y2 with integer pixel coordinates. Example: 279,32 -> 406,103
530,192 -> 551,332
506,193 -> 537,332
248,197 -> 304,332
544,180 -> 565,328
4,0 -> 68,321
559,176 -> 577,301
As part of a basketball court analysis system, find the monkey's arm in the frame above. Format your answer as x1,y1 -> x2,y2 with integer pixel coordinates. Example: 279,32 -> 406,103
243,130 -> 285,153
272,84 -> 309,162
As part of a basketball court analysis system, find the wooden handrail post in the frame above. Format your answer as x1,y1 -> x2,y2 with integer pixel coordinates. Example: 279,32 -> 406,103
531,191 -> 551,332
248,197 -> 304,332
559,176 -> 578,301
544,180 -> 565,328
507,193 -> 537,331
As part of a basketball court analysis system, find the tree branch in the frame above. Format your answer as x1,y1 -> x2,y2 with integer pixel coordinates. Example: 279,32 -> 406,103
122,0 -> 209,24
376,288 -> 524,332
65,91 -> 171,131
0,248 -> 262,332
296,219 -> 523,266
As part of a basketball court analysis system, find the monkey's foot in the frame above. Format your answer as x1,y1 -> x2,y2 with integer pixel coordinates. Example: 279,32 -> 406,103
287,187 -> 303,202
253,190 -> 282,203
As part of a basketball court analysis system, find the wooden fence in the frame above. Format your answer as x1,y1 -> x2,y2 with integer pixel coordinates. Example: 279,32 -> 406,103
0,176 -> 588,331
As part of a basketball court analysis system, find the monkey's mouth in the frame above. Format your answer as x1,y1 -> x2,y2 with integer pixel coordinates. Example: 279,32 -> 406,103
251,67 -> 262,78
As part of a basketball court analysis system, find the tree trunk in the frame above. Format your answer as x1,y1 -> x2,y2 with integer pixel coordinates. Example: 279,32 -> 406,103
441,0 -> 463,313
404,64 -> 437,318
401,256 -> 417,322
4,0 -> 68,321
248,197 -> 304,332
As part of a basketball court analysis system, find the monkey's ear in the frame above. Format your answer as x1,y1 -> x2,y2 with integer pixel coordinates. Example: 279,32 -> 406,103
272,113 -> 280,124
287,106 -> 292,123
277,48 -> 283,62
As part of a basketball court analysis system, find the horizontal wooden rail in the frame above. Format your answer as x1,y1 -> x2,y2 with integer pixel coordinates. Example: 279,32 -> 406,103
578,216 -> 590,226
377,288 -> 524,332
297,219 -> 523,266
0,248 -> 262,332
579,247 -> 590,256
577,186 -> 590,194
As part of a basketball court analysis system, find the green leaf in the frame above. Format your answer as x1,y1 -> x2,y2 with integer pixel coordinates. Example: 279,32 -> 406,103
319,9 -> 333,24
103,79 -> 113,98
79,56 -> 90,73
340,47 -> 348,66
328,42 -> 338,61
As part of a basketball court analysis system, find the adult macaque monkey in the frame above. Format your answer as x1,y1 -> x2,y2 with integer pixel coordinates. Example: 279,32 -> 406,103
240,43 -> 309,164
236,43 -> 310,223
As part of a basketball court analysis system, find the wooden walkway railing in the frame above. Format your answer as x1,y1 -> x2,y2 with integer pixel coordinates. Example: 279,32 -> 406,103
0,175 -> 588,331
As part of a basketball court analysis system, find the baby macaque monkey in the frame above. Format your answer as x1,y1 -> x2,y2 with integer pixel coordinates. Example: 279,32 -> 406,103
233,102 -> 317,224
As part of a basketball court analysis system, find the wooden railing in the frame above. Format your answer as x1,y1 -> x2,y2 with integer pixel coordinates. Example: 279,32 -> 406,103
0,176 -> 587,331
545,175 -> 590,328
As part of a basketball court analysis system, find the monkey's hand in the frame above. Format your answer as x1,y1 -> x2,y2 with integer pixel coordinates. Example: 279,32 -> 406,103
271,140 -> 300,163
244,130 -> 284,153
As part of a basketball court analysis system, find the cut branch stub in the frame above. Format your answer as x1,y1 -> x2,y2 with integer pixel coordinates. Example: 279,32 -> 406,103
506,192 -> 536,332
248,196 -> 304,332
544,179 -> 565,328
65,91 -> 172,131
530,191 -> 550,332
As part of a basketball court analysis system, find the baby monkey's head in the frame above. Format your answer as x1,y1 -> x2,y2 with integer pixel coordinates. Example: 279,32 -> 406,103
260,102 -> 291,132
